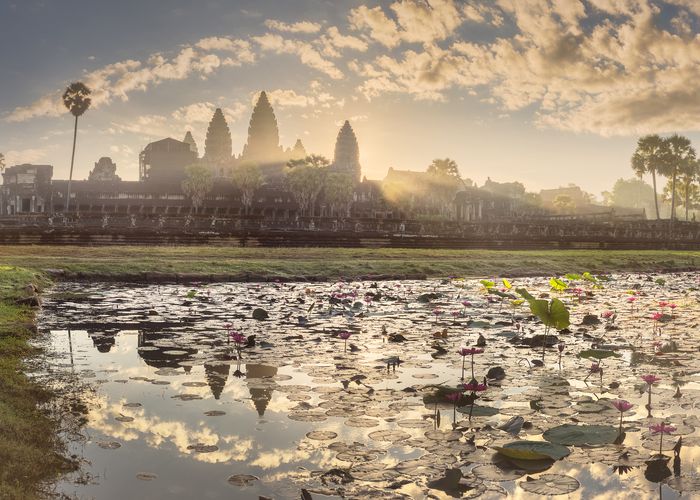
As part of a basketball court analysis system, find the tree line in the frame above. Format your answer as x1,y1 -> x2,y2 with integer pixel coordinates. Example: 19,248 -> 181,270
632,134 -> 698,221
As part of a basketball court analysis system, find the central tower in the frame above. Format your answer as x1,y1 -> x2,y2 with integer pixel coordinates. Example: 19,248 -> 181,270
242,91 -> 283,164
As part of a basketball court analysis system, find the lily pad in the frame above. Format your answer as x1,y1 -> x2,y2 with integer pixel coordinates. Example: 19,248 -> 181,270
579,349 -> 621,360
227,474 -> 259,487
457,404 -> 499,417
543,424 -> 619,446
493,441 -> 570,461
519,473 -> 580,495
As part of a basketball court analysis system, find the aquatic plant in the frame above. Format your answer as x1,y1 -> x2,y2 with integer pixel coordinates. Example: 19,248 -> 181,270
516,288 -> 570,361
649,422 -> 676,456
642,374 -> 661,415
338,331 -> 351,352
611,399 -> 633,434
457,347 -> 483,381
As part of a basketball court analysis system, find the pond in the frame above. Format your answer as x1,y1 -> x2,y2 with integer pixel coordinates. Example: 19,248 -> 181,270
38,274 -> 700,498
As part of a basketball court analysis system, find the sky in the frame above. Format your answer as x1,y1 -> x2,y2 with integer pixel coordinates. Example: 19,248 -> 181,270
2,0 -> 700,197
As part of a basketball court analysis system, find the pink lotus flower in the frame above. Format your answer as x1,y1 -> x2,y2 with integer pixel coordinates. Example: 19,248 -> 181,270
659,301 -> 669,308
589,362 -> 601,373
650,422 -> 676,455
557,342 -> 565,353
612,399 -> 633,412
669,303 -> 677,309
650,422 -> 676,435
627,296 -> 637,303
461,300 -> 472,307
229,331 -> 246,344
642,374 -> 661,385
463,382 -> 488,392
338,331 -> 351,352
651,312 -> 663,321
602,310 -> 614,319
457,347 -> 484,381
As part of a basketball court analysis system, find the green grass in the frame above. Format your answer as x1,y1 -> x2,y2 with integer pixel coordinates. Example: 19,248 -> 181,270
0,246 -> 699,280
0,266 -> 70,499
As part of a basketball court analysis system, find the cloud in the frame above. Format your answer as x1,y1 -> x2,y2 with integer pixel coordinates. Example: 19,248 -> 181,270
6,40 -> 256,123
4,148 -> 48,165
351,0 -> 700,135
264,19 -> 322,34
253,33 -> 343,79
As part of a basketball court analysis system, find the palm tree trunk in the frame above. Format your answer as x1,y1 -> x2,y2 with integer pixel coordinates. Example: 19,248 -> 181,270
651,170 -> 660,219
65,115 -> 79,212
671,168 -> 677,221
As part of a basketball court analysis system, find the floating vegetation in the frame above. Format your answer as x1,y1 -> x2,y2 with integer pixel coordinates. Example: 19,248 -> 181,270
40,273 -> 700,498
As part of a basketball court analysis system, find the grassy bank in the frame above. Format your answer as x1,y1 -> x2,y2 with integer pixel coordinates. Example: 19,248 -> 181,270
0,246 -> 699,281
0,266 -> 71,498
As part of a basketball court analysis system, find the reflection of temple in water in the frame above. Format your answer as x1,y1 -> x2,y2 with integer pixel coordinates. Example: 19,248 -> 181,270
246,364 -> 277,417
136,330 -> 198,369
204,362 -> 231,400
87,330 -> 117,353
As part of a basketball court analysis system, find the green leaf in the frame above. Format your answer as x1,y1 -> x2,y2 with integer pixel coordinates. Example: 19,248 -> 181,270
582,272 -> 598,283
578,349 -> 621,360
565,273 -> 582,281
511,299 -> 525,307
488,289 -> 511,299
480,280 -> 495,289
549,278 -> 568,291
549,298 -> 570,330
515,288 -> 536,302
493,441 -> 571,461
543,424 -> 618,446
502,278 -> 512,290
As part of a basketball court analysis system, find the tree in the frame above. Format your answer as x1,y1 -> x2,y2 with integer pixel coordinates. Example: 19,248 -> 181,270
631,134 -> 668,219
427,158 -> 460,178
231,163 -> 262,215
62,82 -> 92,212
602,178 -> 656,211
661,134 -> 696,221
181,165 -> 213,214
663,161 -> 700,221
285,155 -> 329,216
679,159 -> 700,220
0,152 -> 5,173
324,173 -> 355,217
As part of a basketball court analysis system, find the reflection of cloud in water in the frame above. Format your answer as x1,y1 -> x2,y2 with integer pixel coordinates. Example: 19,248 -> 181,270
88,398 -> 253,464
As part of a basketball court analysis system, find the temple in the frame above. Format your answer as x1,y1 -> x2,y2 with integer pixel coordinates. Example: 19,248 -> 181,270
0,89 -> 645,226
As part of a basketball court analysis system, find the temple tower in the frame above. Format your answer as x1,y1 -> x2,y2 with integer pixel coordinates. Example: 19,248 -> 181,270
204,108 -> 232,165
332,120 -> 361,182
290,139 -> 307,160
242,91 -> 283,164
183,131 -> 199,158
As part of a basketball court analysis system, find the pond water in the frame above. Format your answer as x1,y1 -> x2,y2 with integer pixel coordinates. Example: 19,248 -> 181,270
38,274 -> 700,499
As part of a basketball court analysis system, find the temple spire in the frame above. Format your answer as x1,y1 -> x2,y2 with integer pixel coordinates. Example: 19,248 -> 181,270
332,120 -> 361,182
183,131 -> 199,158
242,91 -> 282,163
204,108 -> 232,164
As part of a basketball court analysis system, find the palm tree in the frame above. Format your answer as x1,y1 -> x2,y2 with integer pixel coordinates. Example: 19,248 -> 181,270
62,82 -> 92,212
662,134 -> 696,221
631,135 -> 667,220
677,158 -> 700,221
427,158 -> 460,177
0,152 -> 5,173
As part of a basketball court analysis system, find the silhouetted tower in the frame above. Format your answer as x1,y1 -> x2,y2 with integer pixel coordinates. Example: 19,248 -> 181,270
204,108 -> 232,165
290,139 -> 307,160
242,91 -> 283,164
332,120 -> 361,182
183,131 -> 199,158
